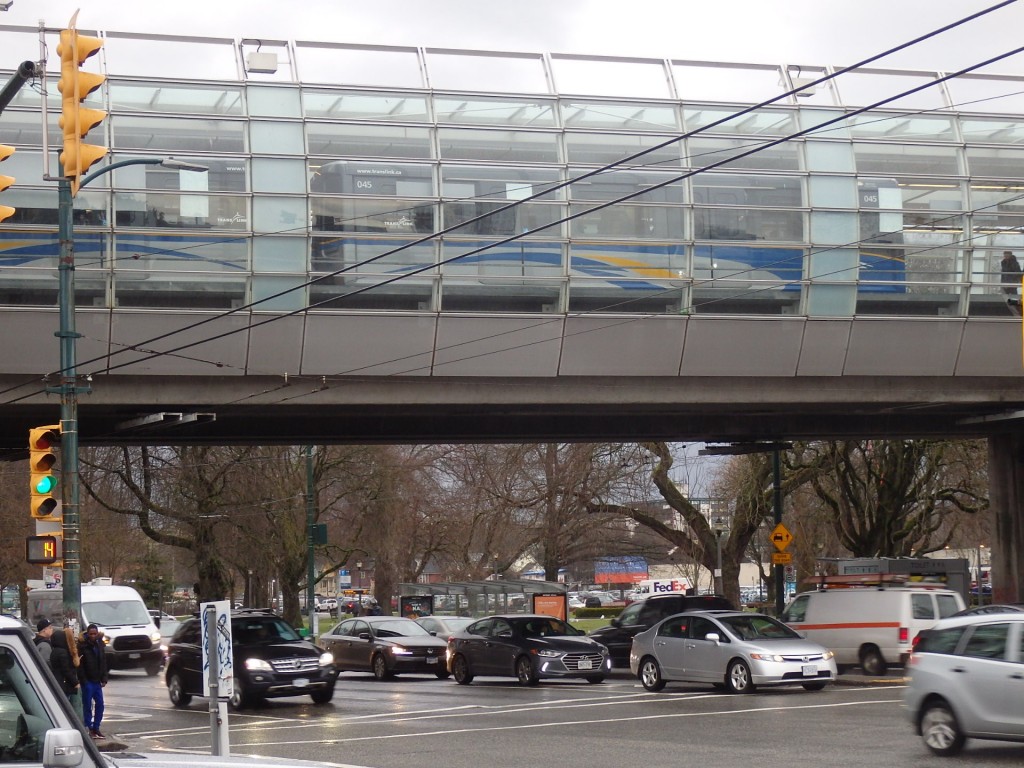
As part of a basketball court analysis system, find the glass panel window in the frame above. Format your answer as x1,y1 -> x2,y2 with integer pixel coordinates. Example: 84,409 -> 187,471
848,113 -> 957,142
683,108 -> 796,136
114,192 -> 249,230
837,71 -> 948,110
552,57 -> 670,99
2,187 -> 108,227
312,237 -> 435,274
688,136 -> 801,171
252,158 -> 308,194
966,147 -> 1024,179
961,117 -> 1024,144
312,197 -> 435,234
303,90 -> 430,121
111,115 -> 246,153
876,178 -> 964,212
570,241 -> 685,279
437,128 -> 559,163
565,132 -> 680,167
311,161 -> 434,196
250,121 -> 306,154
571,204 -> 681,240
296,45 -> 424,89
246,86 -> 302,118
435,96 -> 557,126
805,141 -> 855,173
969,182 -> 1024,224
310,274 -> 435,311
113,234 -> 248,273
442,165 -> 562,203
446,201 -> 562,237
253,236 -> 308,272
112,157 -> 248,193
694,208 -> 803,242
561,101 -> 678,131
253,196 -> 308,235
947,76 -> 1024,115
811,211 -> 857,244
800,109 -> 850,139
307,123 -> 432,159
252,275 -> 307,311
567,167 -> 684,204
674,63 -> 787,104
442,240 -> 563,278
427,51 -> 549,93
693,174 -> 803,208
108,81 -> 244,115
852,143 -> 961,176
809,176 -> 857,208
103,36 -> 237,79
114,272 -> 248,310
568,278 -> 684,314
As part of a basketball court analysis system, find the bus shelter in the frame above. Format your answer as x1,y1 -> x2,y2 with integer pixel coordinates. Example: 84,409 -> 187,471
397,579 -> 567,619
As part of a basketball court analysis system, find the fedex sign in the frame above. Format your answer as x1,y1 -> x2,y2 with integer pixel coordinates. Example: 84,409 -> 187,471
637,578 -> 690,596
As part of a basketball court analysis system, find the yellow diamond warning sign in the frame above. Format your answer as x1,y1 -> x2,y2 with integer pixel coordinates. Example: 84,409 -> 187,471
770,522 -> 793,552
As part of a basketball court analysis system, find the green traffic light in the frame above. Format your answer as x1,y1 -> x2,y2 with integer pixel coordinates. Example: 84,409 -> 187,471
34,474 -> 57,494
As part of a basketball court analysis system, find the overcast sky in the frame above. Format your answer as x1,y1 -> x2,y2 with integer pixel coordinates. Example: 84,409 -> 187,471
5,0 -> 1024,74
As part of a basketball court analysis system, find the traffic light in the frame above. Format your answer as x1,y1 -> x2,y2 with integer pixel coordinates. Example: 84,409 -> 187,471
29,425 -> 61,518
26,534 -> 62,566
0,143 -> 14,223
57,25 -> 106,197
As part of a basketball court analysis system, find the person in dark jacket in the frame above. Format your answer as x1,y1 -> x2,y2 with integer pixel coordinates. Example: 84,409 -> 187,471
78,624 -> 108,740
49,627 -> 81,712
34,619 -> 54,663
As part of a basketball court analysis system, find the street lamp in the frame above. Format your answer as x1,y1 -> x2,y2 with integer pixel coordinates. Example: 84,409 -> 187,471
712,523 -> 727,595
59,157 -> 208,627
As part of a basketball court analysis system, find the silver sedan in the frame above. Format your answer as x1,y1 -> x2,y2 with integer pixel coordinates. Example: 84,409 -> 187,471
629,610 -> 837,693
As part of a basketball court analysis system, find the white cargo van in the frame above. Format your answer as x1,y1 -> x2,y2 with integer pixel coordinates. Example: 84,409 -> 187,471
780,584 -> 964,675
27,581 -> 164,675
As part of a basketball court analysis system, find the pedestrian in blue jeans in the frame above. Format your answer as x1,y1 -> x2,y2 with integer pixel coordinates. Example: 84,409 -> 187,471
78,624 -> 108,740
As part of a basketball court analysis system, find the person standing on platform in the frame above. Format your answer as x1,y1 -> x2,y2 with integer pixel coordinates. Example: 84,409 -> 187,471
78,624 -> 109,740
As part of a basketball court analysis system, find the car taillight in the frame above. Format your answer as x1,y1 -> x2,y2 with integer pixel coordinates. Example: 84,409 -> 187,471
899,627 -> 909,643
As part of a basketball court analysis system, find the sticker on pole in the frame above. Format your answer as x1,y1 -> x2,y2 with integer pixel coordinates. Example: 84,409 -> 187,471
201,600 -> 233,700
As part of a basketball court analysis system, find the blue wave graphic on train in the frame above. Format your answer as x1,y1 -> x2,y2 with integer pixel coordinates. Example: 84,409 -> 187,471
0,232 -> 246,270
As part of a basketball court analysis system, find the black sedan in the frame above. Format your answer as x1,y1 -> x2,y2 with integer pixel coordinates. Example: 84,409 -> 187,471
446,614 -> 610,686
320,616 -> 449,679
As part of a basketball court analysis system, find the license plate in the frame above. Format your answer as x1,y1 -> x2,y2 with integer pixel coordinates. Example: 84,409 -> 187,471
801,664 -> 817,676
426,657 -> 437,664
292,678 -> 309,688
129,653 -> 140,660
578,658 -> 592,670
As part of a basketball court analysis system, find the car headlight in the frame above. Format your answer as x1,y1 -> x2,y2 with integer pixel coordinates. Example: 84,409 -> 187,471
749,652 -> 785,663
531,649 -> 562,658
245,657 -> 274,671
390,645 -> 413,655
822,650 -> 835,660
150,631 -> 162,643
319,652 -> 334,666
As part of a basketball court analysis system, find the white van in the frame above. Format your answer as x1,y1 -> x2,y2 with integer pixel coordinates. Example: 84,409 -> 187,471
780,585 -> 964,675
27,581 -> 164,675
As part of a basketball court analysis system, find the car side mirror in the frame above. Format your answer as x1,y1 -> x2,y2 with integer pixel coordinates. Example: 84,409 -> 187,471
704,632 -> 721,644
609,617 -> 621,628
153,616 -> 161,628
358,632 -> 371,641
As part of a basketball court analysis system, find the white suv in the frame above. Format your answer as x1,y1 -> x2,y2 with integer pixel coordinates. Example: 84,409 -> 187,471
905,612 -> 1024,756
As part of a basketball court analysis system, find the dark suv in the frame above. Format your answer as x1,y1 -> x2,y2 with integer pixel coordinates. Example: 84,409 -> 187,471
588,593 -> 735,666
165,609 -> 338,709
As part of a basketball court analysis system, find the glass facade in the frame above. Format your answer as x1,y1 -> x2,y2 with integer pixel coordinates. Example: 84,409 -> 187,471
3,26 -> 1024,317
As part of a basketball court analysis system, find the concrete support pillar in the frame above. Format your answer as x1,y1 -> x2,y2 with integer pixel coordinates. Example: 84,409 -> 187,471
987,434 -> 1024,603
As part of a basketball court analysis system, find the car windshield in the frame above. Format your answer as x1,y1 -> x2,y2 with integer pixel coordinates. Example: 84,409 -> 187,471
373,620 -> 432,638
82,600 -> 151,626
719,614 -> 800,641
232,618 -> 301,643
516,618 -> 578,637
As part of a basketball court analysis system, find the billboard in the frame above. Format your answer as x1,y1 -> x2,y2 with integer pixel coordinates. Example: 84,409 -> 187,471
594,556 -> 648,584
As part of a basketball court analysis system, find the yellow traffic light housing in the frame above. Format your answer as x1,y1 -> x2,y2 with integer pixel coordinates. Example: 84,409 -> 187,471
29,425 -> 61,519
0,143 -> 14,223
57,18 -> 106,197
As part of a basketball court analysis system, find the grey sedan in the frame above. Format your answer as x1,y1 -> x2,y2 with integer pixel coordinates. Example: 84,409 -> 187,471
629,610 -> 837,693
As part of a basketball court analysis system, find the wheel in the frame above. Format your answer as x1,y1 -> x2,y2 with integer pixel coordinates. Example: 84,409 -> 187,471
920,701 -> 966,756
726,659 -> 755,694
310,686 -> 334,704
452,654 -> 474,685
585,674 -> 605,684
145,661 -> 163,677
229,676 -> 255,710
802,682 -> 827,691
435,669 -> 451,679
515,656 -> 540,686
638,657 -> 666,692
859,646 -> 887,676
167,673 -> 192,708
372,654 -> 391,680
